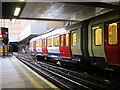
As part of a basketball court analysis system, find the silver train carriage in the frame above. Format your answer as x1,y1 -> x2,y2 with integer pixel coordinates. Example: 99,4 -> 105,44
29,10 -> 120,72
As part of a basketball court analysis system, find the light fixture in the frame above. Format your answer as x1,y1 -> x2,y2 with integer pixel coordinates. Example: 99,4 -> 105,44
11,18 -> 16,23
14,7 -> 21,16
19,0 -> 24,1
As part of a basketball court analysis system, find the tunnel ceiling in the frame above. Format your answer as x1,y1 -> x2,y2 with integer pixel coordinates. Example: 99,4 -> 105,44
1,1 -> 120,21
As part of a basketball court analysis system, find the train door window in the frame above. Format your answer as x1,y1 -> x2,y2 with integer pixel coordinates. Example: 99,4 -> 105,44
53,36 -> 59,47
108,23 -> 117,45
48,38 -> 52,47
72,33 -> 77,46
42,40 -> 45,47
66,34 -> 69,46
60,35 -> 65,46
95,28 -> 102,46
39,40 -> 42,47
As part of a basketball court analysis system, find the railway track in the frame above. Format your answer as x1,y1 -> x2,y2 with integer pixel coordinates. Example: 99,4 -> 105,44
14,53 -> 113,90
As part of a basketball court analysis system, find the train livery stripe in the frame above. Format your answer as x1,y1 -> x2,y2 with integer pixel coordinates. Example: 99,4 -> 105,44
48,53 -> 60,56
36,52 -> 42,54
32,51 -> 60,57
35,51 -> 84,60
36,52 -> 83,60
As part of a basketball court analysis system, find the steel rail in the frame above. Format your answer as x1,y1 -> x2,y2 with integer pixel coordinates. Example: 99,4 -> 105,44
14,53 -> 111,90
19,59 -> 72,90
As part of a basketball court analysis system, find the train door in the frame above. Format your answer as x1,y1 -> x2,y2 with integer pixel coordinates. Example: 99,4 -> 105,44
65,33 -> 72,58
104,20 -> 120,65
59,33 -> 72,58
42,38 -> 48,55
59,34 -> 65,57
71,29 -> 83,59
91,24 -> 106,63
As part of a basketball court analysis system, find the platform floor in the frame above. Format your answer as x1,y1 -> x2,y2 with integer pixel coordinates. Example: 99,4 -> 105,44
0,56 -> 59,89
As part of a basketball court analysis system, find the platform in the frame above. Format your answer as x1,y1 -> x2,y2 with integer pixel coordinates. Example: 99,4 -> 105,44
0,56 -> 59,89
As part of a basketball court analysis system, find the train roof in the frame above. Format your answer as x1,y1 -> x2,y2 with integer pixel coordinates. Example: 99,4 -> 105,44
30,27 -> 70,42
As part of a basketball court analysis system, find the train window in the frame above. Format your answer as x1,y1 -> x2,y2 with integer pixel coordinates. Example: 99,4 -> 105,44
36,40 -> 39,48
39,40 -> 42,47
60,35 -> 65,46
47,38 -> 52,47
72,33 -> 77,46
108,23 -> 117,45
95,28 -> 102,45
66,34 -> 69,46
53,36 -> 59,47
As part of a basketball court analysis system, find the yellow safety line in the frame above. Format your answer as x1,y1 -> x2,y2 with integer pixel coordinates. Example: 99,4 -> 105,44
11,57 -> 43,88
12,56 -> 59,89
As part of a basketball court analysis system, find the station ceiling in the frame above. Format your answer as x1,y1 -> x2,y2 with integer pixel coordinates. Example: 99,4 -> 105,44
1,1 -> 120,22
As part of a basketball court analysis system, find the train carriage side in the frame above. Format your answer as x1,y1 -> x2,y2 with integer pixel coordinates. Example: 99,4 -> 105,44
47,35 -> 60,57
35,28 -> 62,61
88,11 -> 120,71
46,28 -> 78,63
47,29 -> 61,58
65,23 -> 84,63
46,28 -> 73,63
30,35 -> 48,60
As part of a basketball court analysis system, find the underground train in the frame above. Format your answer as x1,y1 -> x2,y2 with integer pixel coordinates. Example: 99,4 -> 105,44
29,10 -> 120,72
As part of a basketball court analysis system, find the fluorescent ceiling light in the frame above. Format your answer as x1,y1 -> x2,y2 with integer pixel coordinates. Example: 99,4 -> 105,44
19,0 -> 24,1
14,7 -> 21,16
